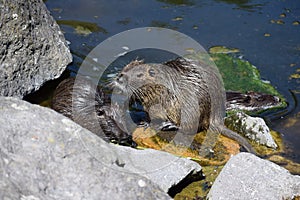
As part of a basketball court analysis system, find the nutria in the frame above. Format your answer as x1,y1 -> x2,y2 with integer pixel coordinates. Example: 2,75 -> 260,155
111,58 -> 255,154
51,76 -> 136,147
226,91 -> 281,111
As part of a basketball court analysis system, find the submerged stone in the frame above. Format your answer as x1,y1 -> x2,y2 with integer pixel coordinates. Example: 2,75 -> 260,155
208,46 -> 240,54
57,20 -> 108,36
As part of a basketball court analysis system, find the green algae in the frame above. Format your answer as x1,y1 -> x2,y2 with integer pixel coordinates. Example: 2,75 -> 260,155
290,73 -> 300,79
186,47 -> 286,113
211,53 -> 280,96
174,165 -> 223,199
190,47 -> 285,105
57,20 -> 107,36
209,46 -> 240,54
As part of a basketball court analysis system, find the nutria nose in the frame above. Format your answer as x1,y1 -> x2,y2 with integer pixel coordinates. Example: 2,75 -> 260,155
117,73 -> 128,84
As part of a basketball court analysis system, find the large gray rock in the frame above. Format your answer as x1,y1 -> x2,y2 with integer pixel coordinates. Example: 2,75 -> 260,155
207,152 -> 300,200
226,112 -> 277,149
0,97 -> 202,199
116,146 -> 202,192
0,0 -> 72,98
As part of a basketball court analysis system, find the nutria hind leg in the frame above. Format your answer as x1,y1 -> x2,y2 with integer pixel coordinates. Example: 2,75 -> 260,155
197,128 -> 220,157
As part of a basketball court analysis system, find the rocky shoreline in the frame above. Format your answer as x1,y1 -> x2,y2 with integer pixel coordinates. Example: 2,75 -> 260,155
0,0 -> 299,199
1,97 -> 299,199
0,0 -> 72,98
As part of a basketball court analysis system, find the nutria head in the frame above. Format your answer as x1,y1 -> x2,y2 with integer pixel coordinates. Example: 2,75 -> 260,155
109,60 -> 187,129
111,60 -> 182,105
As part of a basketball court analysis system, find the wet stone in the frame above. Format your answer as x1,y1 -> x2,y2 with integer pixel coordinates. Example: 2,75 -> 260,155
225,112 -> 277,149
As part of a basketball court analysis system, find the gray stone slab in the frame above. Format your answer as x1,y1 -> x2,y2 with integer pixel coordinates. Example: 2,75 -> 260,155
0,97 -> 170,200
115,146 -> 202,192
207,152 -> 300,200
0,97 -> 202,199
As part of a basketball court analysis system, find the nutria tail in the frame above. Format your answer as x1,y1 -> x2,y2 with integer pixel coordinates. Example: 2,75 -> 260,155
219,126 -> 255,154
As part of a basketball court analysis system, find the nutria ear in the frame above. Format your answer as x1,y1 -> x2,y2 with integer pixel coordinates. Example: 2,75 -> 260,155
123,59 -> 144,72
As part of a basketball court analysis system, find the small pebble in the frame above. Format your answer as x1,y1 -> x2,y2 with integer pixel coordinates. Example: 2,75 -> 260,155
138,179 -> 146,188
122,46 -> 129,51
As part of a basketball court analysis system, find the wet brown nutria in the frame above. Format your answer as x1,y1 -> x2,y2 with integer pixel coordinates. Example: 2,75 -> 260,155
51,76 -> 136,147
111,58 -> 255,154
226,91 -> 281,111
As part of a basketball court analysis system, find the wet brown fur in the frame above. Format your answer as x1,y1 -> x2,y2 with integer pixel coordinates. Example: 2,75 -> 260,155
51,77 -> 136,146
112,58 -> 255,153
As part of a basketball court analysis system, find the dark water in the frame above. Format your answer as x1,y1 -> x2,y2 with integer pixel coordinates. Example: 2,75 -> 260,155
45,0 -> 300,162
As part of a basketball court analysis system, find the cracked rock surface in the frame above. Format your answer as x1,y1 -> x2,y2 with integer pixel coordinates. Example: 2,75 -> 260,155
0,0 -> 72,98
0,97 -> 203,199
207,152 -> 300,200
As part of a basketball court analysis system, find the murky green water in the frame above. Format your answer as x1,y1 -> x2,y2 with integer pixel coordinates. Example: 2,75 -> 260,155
44,0 -> 300,163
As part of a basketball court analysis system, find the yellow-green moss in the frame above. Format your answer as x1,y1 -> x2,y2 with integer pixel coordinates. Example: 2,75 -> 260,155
57,20 -> 107,36
174,165 -> 224,199
209,46 -> 240,54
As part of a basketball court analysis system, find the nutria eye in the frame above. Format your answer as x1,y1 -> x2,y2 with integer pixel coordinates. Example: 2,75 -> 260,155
117,73 -> 127,83
148,69 -> 155,77
116,74 -> 123,81
137,73 -> 143,78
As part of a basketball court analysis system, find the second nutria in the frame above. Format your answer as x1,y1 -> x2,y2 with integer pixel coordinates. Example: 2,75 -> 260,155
111,58 -> 255,154
51,76 -> 136,147
226,91 -> 281,111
